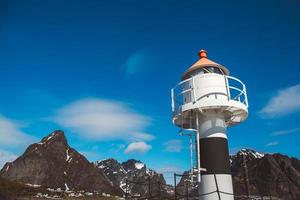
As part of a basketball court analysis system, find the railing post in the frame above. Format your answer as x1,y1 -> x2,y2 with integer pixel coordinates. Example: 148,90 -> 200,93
174,173 -> 177,200
268,183 -> 272,200
186,181 -> 189,200
213,174 -> 221,200
171,89 -> 175,112
192,76 -> 197,103
148,176 -> 151,199
125,179 -> 128,200
242,154 -> 250,198
224,76 -> 231,101
288,179 -> 293,200
243,84 -> 248,107
158,181 -> 161,200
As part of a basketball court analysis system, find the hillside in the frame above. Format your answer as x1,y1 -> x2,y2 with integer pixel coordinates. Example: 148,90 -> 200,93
0,131 -> 299,199
231,149 -> 300,199
0,130 -> 122,197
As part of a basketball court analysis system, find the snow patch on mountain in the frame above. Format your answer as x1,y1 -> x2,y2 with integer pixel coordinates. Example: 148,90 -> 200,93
66,148 -> 71,162
135,163 -> 144,170
65,183 -> 69,191
46,132 -> 55,142
26,183 -> 41,188
5,164 -> 10,171
238,149 -> 264,159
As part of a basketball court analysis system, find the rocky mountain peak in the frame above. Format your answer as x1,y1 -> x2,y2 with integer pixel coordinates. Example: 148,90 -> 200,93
230,149 -> 265,164
231,150 -> 300,199
122,159 -> 145,171
0,130 -> 121,195
39,130 -> 67,146
95,158 -> 168,196
95,158 -> 119,169
237,149 -> 265,159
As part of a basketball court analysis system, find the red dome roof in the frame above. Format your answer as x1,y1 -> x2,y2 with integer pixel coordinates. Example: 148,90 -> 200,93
182,50 -> 229,79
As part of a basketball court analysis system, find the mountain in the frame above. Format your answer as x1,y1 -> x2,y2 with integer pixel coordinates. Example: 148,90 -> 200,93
95,158 -> 172,198
176,171 -> 198,197
176,149 -> 300,199
0,130 -> 121,195
0,176 -> 54,200
1,130 -> 299,199
231,149 -> 300,199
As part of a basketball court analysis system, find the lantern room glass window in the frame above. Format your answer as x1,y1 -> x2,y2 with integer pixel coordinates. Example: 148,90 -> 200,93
191,66 -> 224,76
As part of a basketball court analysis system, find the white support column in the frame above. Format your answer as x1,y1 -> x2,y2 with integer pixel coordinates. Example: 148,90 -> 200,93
197,112 -> 233,200
195,111 -> 201,200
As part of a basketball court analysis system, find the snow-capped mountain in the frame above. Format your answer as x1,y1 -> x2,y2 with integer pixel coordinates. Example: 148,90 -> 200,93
0,131 -> 299,199
0,130 -> 121,195
231,149 -> 300,199
177,149 -> 300,199
94,158 -> 171,197
231,148 -> 264,162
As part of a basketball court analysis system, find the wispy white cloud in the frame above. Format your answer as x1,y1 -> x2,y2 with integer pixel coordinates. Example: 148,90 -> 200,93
130,132 -> 156,141
52,98 -> 154,141
271,128 -> 300,136
0,115 -> 37,148
0,149 -> 17,168
124,141 -> 152,154
0,115 -> 37,168
163,139 -> 182,153
266,141 -> 279,147
123,49 -> 153,77
260,84 -> 300,117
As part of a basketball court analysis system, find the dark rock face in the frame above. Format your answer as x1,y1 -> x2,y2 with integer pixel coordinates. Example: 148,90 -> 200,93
231,149 -> 300,199
176,171 -> 198,197
95,158 -> 172,197
0,175 -> 49,199
95,158 -> 126,191
1,130 -> 299,200
0,130 -> 121,195
176,149 -> 300,199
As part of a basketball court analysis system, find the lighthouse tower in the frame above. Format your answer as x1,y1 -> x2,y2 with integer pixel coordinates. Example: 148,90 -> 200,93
171,50 -> 248,200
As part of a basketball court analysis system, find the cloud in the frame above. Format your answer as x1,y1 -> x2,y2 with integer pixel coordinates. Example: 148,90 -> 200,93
260,84 -> 300,117
266,141 -> 279,147
0,150 -> 17,168
130,132 -> 156,141
163,140 -> 182,152
52,98 -> 154,141
271,128 -> 300,136
124,141 -> 152,154
123,49 -> 153,77
0,115 -> 37,148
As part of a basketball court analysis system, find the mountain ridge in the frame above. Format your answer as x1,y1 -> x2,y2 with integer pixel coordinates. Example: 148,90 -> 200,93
0,130 -> 122,196
0,131 -> 299,199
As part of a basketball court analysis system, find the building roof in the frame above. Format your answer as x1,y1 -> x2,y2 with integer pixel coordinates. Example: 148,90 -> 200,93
182,50 -> 230,79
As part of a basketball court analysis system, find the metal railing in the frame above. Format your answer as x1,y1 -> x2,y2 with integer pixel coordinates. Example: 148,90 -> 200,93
171,74 -> 248,115
124,173 -> 299,200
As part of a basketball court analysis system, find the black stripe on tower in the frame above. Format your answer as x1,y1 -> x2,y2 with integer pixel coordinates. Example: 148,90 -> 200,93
200,137 -> 231,175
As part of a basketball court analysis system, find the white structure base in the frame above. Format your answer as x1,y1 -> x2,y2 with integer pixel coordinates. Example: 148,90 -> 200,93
200,174 -> 234,200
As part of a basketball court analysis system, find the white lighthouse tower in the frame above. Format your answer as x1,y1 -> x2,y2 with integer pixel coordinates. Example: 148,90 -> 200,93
171,50 -> 248,200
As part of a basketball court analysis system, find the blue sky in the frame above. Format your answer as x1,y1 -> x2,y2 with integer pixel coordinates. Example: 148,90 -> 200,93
0,0 -> 300,182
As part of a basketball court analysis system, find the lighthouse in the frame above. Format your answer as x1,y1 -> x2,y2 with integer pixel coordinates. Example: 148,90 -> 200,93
171,50 -> 248,199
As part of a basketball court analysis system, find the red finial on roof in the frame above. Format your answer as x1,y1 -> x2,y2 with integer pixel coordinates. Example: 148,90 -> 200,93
198,50 -> 207,58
